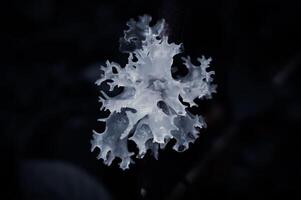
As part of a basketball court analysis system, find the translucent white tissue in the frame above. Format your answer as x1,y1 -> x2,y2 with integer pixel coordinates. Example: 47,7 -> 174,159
91,15 -> 216,170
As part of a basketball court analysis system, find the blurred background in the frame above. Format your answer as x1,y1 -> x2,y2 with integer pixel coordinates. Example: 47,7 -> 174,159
2,0 -> 301,199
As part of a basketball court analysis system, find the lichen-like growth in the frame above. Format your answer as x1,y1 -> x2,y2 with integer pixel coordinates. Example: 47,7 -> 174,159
92,15 -> 217,170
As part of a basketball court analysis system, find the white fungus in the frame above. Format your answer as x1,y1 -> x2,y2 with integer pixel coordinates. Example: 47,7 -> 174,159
91,15 -> 216,170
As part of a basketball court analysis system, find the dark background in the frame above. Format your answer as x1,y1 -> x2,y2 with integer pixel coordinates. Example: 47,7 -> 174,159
2,0 -> 301,199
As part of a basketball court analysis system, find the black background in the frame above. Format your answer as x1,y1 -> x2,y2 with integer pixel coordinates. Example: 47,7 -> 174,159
2,0 -> 301,199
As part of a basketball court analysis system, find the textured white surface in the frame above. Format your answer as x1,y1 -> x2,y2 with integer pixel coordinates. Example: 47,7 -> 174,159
91,15 -> 216,170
